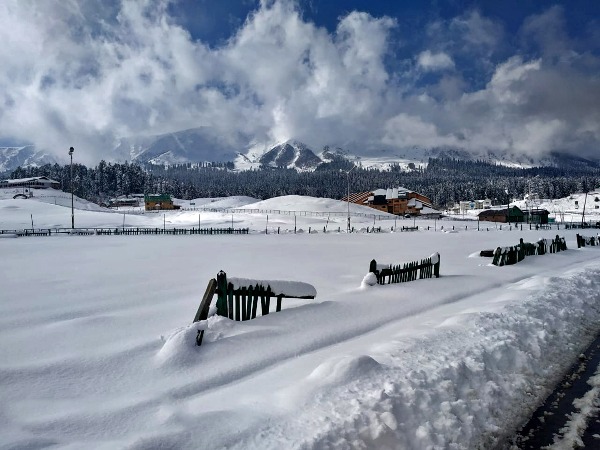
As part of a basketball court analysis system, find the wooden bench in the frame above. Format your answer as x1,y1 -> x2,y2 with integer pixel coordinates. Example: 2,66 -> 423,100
401,226 -> 418,232
193,271 -> 317,345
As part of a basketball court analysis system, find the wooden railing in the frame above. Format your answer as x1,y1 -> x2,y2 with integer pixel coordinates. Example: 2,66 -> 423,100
193,271 -> 317,345
0,227 -> 249,236
369,253 -> 440,285
576,233 -> 600,248
492,235 -> 567,266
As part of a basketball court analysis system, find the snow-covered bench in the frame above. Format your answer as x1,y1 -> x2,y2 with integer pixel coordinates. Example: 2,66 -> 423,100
193,271 -> 317,345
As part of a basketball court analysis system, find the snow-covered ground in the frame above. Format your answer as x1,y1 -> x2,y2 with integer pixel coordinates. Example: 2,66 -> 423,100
2,190 -> 600,449
446,191 -> 600,225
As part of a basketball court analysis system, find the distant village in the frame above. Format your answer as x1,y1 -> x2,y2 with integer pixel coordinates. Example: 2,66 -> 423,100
2,175 -> 599,225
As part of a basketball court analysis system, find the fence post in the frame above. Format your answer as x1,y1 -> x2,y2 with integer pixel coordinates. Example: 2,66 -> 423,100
577,233 -> 581,248
433,253 -> 440,278
369,259 -> 377,274
215,271 -> 228,317
194,278 -> 218,346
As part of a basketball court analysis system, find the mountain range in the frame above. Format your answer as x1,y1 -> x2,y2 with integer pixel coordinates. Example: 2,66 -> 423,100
1,126 -> 599,174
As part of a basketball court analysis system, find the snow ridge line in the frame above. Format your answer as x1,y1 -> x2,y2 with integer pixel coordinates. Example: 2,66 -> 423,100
228,262 -> 600,449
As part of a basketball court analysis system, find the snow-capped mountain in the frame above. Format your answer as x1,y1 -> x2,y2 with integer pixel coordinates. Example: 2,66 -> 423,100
1,128 -> 599,173
0,146 -> 57,173
113,127 -> 241,165
258,140 -> 322,170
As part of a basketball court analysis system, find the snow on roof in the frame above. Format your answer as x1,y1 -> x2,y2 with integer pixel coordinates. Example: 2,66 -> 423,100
420,205 -> 441,215
373,187 -> 414,199
1,176 -> 59,184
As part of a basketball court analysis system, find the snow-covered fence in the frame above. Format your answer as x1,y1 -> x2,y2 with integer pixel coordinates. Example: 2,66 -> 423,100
94,227 -> 249,235
492,235 -> 567,266
181,207 -> 394,221
193,271 -> 317,345
369,253 -> 440,285
576,233 -> 599,248
0,227 -> 250,237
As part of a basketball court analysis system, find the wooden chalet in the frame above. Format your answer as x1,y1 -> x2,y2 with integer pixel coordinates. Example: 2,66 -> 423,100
343,187 -> 438,216
144,194 -> 180,211
478,206 -> 524,223
523,208 -> 550,224
0,176 -> 60,190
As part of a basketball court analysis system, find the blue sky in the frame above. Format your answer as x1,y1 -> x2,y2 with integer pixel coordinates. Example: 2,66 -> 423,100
0,0 -> 599,164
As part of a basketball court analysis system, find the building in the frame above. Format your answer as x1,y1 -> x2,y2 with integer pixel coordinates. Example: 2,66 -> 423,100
523,208 -> 550,224
0,176 -> 60,190
109,196 -> 139,207
343,187 -> 438,216
478,206 -> 524,223
144,194 -> 180,211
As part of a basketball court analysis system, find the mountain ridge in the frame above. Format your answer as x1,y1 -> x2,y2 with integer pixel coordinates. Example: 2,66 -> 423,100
2,127 -> 599,174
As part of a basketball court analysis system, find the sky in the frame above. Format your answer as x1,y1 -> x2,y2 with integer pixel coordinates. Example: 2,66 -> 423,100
0,0 -> 599,164
2,190 -> 600,448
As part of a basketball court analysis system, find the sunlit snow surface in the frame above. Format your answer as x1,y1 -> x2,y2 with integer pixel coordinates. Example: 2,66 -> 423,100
2,189 -> 600,449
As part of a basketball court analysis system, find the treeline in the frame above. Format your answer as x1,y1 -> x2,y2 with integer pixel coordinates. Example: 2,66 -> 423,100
9,157 -> 600,208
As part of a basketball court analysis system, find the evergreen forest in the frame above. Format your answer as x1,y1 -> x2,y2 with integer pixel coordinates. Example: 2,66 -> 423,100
8,158 -> 600,209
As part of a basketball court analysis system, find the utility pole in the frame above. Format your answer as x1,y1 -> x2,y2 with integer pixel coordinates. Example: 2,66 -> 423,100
582,192 -> 588,227
69,147 -> 74,229
346,165 -> 357,233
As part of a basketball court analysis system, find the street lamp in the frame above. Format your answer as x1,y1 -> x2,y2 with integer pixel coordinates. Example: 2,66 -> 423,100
69,146 -> 74,229
346,165 -> 357,233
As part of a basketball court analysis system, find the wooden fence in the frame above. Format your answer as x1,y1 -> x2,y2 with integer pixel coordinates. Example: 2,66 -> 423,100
0,227 -> 249,237
193,271 -> 316,345
576,233 -> 600,248
492,235 -> 568,266
369,253 -> 440,285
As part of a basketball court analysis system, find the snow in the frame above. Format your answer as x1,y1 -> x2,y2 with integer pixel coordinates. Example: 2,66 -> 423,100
547,365 -> 600,449
2,191 -> 600,448
447,189 -> 600,224
227,277 -> 317,298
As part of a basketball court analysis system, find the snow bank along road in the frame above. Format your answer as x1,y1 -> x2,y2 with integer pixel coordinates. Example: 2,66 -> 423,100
1,229 -> 600,449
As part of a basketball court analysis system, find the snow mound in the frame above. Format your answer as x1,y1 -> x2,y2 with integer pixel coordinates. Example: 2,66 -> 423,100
308,355 -> 383,385
240,195 -> 395,216
361,272 -> 378,287
155,322 -> 206,366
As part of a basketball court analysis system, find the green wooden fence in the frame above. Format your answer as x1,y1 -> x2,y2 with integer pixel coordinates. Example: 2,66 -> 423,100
492,235 -> 567,266
576,233 -> 599,248
192,271 -> 317,346
369,253 -> 440,285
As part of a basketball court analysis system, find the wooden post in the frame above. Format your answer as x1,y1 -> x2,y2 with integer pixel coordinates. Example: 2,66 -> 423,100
577,233 -> 581,248
215,271 -> 228,317
369,259 -> 377,278
194,278 -> 217,346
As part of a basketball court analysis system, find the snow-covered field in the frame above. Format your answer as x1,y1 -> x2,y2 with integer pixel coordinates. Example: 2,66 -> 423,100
2,190 -> 600,449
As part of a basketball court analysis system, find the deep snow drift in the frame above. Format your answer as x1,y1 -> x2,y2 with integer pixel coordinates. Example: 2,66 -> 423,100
2,191 -> 600,449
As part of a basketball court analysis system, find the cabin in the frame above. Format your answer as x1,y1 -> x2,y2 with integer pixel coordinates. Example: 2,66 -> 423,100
0,176 -> 60,190
144,194 -> 180,211
523,208 -> 550,224
343,187 -> 439,217
478,206 -> 524,223
109,196 -> 139,207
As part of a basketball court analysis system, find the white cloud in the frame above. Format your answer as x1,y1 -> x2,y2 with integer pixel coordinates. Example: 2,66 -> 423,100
417,50 -> 455,71
0,0 -> 598,164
